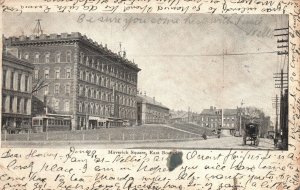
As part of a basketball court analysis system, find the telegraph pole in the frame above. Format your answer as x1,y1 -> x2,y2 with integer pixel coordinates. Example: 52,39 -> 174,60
272,95 -> 279,137
274,27 -> 289,144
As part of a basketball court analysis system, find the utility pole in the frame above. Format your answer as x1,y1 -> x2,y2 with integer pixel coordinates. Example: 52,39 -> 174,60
274,27 -> 289,144
272,95 -> 279,138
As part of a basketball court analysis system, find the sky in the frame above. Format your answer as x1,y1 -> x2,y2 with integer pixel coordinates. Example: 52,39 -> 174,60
3,13 -> 289,121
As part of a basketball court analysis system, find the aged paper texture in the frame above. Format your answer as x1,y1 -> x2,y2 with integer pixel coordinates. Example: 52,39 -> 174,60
0,0 -> 299,189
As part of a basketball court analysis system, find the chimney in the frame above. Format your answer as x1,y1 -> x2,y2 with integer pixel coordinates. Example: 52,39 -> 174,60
144,91 -> 146,96
153,97 -> 155,103
210,106 -> 213,110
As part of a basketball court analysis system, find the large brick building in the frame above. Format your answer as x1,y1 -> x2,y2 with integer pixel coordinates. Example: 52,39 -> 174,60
136,93 -> 169,125
5,33 -> 140,131
196,106 -> 238,130
2,51 -> 34,133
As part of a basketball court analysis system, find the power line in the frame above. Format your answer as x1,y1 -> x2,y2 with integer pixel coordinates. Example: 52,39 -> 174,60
127,51 -> 277,57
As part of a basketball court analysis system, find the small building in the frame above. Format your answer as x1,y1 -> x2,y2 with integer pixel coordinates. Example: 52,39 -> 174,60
2,51 -> 34,134
136,93 -> 169,125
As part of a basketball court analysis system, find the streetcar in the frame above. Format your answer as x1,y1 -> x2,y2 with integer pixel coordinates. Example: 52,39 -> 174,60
32,114 -> 72,133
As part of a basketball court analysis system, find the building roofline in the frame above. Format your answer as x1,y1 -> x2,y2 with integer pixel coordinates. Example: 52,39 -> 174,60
5,32 -> 141,72
2,53 -> 34,70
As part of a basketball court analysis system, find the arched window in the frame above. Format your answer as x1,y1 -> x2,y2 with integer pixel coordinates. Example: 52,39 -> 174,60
65,68 -> 71,79
79,85 -> 83,96
91,73 -> 94,83
45,52 -> 50,63
55,52 -> 61,63
80,70 -> 83,80
79,102 -> 82,112
88,88 -> 91,98
24,52 -> 29,60
34,53 -> 40,63
80,52 -> 84,64
86,71 -> 90,81
86,57 -> 89,66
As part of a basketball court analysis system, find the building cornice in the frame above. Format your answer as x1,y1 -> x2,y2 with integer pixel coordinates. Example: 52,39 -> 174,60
3,54 -> 34,70
5,32 -> 141,72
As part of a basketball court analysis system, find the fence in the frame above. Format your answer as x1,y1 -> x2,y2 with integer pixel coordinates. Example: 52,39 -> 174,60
1,130 -> 201,142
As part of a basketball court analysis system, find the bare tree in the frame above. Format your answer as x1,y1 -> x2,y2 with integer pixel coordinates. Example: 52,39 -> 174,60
31,77 -> 53,94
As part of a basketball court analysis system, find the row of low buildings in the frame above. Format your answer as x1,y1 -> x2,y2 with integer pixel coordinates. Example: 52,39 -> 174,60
2,32 -> 170,133
170,106 -> 271,137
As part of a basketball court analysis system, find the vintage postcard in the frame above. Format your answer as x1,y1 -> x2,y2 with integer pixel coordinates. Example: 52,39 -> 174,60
0,0 -> 299,189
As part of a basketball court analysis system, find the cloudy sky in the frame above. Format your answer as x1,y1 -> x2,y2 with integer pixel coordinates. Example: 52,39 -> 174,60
3,13 -> 288,121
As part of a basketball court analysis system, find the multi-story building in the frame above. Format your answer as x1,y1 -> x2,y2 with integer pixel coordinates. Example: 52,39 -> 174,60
197,106 -> 238,131
2,51 -> 34,134
5,33 -> 140,131
136,93 -> 169,125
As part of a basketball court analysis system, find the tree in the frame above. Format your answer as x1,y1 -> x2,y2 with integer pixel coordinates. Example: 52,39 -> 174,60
31,77 -> 53,94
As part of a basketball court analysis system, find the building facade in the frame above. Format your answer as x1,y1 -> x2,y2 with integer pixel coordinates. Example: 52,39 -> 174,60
196,106 -> 238,130
5,33 -> 140,131
2,52 -> 34,133
137,94 -> 169,125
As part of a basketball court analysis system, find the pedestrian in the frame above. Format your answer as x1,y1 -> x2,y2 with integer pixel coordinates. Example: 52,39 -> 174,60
274,133 -> 279,147
202,132 -> 207,140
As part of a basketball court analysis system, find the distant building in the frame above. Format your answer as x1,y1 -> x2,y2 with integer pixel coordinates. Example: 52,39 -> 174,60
170,111 -> 189,123
197,106 -> 238,132
5,33 -> 140,131
2,51 -> 34,134
136,93 -> 169,125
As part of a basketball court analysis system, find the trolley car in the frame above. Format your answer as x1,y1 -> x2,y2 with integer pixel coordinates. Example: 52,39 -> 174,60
32,114 -> 72,133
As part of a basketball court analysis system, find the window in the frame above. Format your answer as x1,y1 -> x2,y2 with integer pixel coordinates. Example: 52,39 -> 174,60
44,69 -> 49,79
24,53 -> 29,60
91,59 -> 94,67
86,71 -> 89,81
55,68 -> 60,79
25,76 -> 29,92
91,73 -> 94,83
9,96 -> 13,112
10,71 -> 14,90
79,102 -> 82,112
44,85 -> 49,95
65,68 -> 71,79
65,84 -> 71,94
54,84 -> 60,94
24,99 -> 28,114
66,51 -> 72,63
80,52 -> 84,64
54,100 -> 59,111
86,57 -> 89,65
55,52 -> 61,63
79,85 -> 83,96
17,97 -> 21,113
18,74 -> 22,91
34,53 -> 40,63
65,101 -> 70,112
80,71 -> 83,80
34,70 -> 39,79
2,70 -> 6,89
45,52 -> 50,63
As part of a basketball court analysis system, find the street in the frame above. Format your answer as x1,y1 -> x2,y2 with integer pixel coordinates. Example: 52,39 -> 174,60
2,136 -> 275,150
131,136 -> 275,150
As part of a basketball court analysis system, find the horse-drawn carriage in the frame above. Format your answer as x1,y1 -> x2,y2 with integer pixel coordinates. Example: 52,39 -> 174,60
243,123 -> 259,146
